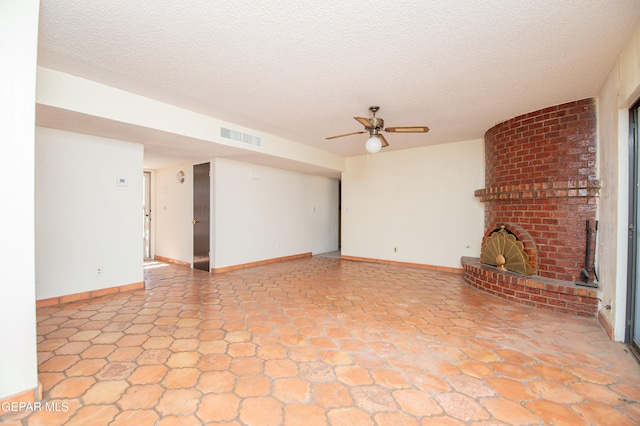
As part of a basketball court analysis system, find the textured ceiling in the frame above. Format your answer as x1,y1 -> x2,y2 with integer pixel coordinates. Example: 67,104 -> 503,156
37,0 -> 640,168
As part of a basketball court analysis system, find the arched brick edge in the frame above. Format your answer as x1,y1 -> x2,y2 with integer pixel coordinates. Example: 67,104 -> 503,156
461,257 -> 598,316
482,222 -> 537,275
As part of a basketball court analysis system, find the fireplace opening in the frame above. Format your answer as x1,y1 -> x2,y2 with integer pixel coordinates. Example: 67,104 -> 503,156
480,225 -> 533,275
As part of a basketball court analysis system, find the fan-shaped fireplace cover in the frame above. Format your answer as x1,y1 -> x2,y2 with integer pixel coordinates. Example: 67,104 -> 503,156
480,226 -> 533,275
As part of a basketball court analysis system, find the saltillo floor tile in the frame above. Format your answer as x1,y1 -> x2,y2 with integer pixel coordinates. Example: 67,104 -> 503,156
2,256 -> 639,425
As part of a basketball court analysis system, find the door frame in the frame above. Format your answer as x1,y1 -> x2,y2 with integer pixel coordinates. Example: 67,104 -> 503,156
626,100 -> 640,357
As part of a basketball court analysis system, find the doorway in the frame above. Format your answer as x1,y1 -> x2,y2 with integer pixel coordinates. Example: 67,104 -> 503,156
193,162 -> 211,271
143,171 -> 151,260
627,100 -> 640,358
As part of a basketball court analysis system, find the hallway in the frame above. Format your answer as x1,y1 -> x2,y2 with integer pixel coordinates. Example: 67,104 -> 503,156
5,257 -> 640,425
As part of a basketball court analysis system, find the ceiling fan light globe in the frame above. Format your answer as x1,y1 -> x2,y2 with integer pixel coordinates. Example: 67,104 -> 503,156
365,136 -> 382,153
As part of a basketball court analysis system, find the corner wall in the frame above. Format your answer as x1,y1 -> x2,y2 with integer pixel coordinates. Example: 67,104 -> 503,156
341,139 -> 485,268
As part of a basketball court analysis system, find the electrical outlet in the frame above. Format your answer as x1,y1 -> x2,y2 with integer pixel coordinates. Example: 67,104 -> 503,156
96,267 -> 103,276
393,247 -> 398,253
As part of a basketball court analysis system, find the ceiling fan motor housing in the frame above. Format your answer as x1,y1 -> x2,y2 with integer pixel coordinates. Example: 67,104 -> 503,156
369,117 -> 384,130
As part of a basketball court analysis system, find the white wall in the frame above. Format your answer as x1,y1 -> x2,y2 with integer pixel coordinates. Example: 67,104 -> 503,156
153,158 -> 339,268
341,139 -> 485,268
35,127 -> 144,299
0,0 -> 39,400
597,22 -> 640,340
214,158 -> 339,267
154,162 -> 200,265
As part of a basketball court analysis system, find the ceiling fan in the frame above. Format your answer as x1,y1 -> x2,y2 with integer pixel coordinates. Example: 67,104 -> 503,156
326,106 -> 429,153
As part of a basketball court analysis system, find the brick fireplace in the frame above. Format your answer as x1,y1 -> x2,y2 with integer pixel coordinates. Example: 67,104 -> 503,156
462,98 -> 600,316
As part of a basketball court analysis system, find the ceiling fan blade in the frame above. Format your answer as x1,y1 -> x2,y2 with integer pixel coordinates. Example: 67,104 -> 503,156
379,133 -> 389,148
354,116 -> 372,128
385,126 -> 430,133
325,131 -> 366,140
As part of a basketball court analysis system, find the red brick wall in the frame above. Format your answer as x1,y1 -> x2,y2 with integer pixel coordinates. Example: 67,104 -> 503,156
475,98 -> 600,283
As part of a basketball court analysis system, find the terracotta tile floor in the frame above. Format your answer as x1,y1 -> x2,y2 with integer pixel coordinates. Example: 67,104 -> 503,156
3,257 -> 640,425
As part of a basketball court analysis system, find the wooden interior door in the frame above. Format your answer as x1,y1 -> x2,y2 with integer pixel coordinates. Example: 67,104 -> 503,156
193,163 -> 210,271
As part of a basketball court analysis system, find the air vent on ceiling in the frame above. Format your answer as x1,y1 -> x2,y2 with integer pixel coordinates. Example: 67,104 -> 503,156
220,127 -> 263,147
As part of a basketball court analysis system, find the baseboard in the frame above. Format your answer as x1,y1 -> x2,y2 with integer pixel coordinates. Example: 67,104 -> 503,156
36,281 -> 145,308
212,252 -> 313,273
598,309 -> 615,340
154,255 -> 190,267
340,255 -> 464,274
0,383 -> 41,420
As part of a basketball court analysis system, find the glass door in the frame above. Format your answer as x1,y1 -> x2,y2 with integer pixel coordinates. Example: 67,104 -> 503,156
627,101 -> 640,357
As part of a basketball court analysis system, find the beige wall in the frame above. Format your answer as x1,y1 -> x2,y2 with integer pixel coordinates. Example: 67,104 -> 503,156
341,139 -> 485,268
597,22 -> 640,339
